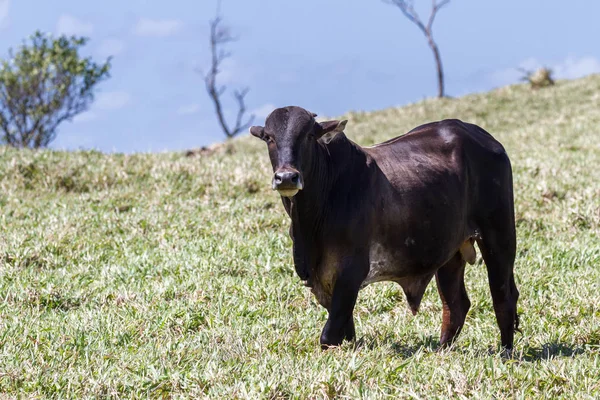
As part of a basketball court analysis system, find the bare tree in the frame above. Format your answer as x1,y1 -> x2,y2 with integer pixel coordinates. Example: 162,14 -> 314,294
202,8 -> 253,139
384,0 -> 450,98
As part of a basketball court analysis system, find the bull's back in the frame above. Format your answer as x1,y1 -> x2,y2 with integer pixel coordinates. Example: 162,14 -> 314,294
365,119 -> 507,167
364,119 -> 511,204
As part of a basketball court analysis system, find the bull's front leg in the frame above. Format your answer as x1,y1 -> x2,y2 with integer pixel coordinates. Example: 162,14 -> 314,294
320,253 -> 369,350
291,226 -> 309,280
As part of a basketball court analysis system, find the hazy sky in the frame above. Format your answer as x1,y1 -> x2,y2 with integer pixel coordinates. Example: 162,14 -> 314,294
1,0 -> 599,153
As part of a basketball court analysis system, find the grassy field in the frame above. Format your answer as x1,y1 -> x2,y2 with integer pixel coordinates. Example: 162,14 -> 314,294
1,75 -> 599,399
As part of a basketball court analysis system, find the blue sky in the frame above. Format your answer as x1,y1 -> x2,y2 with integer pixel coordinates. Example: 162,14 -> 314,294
1,0 -> 599,153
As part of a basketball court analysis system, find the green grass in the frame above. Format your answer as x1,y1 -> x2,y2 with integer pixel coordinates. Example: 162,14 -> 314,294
1,75 -> 599,398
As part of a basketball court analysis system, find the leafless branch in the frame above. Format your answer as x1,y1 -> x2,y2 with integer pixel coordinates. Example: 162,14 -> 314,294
427,0 -> 450,32
203,13 -> 253,139
384,0 -> 450,98
385,0 -> 426,33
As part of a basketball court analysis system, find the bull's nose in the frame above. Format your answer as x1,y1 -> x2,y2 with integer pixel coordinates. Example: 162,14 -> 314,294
272,170 -> 303,197
274,171 -> 299,186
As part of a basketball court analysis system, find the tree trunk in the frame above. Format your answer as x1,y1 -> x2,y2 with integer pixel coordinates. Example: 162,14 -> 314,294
426,33 -> 445,98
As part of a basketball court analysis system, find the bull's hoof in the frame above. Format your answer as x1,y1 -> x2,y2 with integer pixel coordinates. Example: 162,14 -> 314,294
320,338 -> 344,350
320,318 -> 355,350
320,332 -> 344,350
500,346 -> 515,359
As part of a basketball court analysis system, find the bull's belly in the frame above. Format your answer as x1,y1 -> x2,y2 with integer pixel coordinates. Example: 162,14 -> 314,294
364,235 -> 477,287
308,238 -> 476,310
310,242 -> 432,308
363,241 -> 439,314
362,242 -> 406,287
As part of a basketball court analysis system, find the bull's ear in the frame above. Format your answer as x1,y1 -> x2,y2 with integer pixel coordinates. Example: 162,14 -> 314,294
314,119 -> 348,140
249,126 -> 266,141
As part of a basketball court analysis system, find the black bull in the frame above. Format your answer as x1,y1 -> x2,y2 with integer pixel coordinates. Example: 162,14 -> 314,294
250,106 -> 519,350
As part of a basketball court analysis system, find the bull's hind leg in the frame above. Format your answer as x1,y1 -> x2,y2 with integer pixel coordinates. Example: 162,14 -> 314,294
477,215 -> 519,350
436,252 -> 471,347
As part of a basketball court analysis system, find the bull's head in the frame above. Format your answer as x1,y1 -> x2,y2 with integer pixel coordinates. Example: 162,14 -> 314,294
250,106 -> 347,198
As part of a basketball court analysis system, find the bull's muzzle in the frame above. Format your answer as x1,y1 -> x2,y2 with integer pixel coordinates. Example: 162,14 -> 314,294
272,169 -> 303,198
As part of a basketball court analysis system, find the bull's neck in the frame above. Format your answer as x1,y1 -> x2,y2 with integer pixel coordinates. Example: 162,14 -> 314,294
289,134 -> 362,232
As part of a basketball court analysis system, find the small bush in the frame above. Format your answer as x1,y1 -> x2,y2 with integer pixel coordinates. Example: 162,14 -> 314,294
519,67 -> 555,89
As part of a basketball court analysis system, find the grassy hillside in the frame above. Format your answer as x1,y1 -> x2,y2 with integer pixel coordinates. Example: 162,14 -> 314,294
1,75 -> 599,398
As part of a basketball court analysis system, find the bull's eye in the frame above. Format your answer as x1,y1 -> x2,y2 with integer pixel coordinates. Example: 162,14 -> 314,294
266,136 -> 275,145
